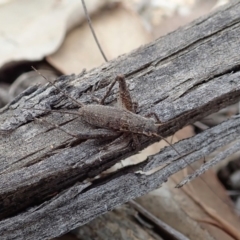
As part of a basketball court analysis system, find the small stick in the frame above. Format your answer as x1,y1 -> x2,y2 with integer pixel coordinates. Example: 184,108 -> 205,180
129,200 -> 190,240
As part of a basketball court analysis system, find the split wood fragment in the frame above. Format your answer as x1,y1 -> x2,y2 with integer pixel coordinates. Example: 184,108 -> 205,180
1,1 -> 240,239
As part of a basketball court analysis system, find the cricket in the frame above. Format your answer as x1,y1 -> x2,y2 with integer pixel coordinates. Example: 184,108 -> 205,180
32,69 -> 171,151
1,1 -> 240,239
33,0 -> 240,219
32,0 -> 230,191
26,0 -> 233,210
30,1 -> 182,155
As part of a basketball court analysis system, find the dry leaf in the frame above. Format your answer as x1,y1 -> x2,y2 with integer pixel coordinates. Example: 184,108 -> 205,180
47,4 -> 152,74
131,125 -> 240,240
0,0 -> 107,68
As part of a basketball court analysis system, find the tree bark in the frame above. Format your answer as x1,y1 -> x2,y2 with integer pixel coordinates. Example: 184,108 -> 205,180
1,1 -> 240,239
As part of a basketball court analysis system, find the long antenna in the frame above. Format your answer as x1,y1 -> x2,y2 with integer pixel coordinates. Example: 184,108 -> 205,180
32,67 -> 84,108
81,0 -> 108,62
23,107 -> 81,116
80,0 -> 240,216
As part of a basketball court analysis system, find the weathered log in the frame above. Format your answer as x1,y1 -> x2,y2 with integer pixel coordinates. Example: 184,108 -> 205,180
1,1 -> 240,239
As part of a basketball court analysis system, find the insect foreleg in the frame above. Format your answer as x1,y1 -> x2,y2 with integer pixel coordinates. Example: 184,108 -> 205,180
99,76 -> 119,105
145,112 -> 161,123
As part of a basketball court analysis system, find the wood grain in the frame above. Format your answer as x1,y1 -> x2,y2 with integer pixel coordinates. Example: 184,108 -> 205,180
1,1 -> 240,239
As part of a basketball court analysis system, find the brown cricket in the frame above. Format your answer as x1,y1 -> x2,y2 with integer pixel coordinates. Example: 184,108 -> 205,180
28,0 -> 238,218
79,76 -> 161,138
80,103 -> 160,137
33,68 -> 168,150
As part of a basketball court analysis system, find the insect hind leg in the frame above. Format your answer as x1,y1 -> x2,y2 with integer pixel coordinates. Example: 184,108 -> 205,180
99,75 -> 136,112
116,75 -> 136,113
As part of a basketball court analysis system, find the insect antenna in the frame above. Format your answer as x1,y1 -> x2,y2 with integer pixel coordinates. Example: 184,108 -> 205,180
22,106 -> 81,141
27,68 -> 85,141
22,107 -> 80,116
33,117 -> 78,139
32,66 -> 84,108
81,0 -> 108,62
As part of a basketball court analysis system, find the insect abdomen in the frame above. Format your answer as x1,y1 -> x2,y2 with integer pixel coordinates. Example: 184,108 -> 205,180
79,105 -> 158,136
79,105 -> 123,129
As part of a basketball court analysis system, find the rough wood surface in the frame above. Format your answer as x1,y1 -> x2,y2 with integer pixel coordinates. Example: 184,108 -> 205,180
1,1 -> 240,239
